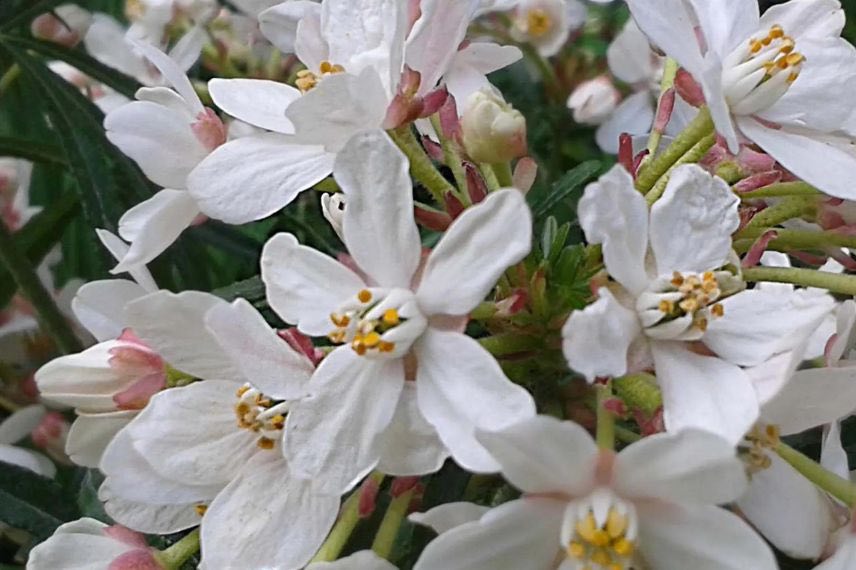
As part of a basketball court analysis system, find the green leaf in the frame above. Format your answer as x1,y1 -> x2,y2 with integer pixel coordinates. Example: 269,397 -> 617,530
0,137 -> 66,166
1,36 -> 142,99
0,0 -> 66,32
213,275 -> 266,305
0,462 -> 78,539
76,469 -> 109,523
528,160 -> 602,222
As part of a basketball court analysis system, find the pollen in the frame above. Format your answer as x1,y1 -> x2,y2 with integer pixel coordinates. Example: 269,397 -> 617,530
711,303 -> 724,317
566,505 -> 636,570
358,289 -> 372,303
256,437 -> 276,450
378,341 -> 395,353
525,8 -> 552,37
295,60 -> 345,93
194,504 -> 208,517
383,308 -> 400,326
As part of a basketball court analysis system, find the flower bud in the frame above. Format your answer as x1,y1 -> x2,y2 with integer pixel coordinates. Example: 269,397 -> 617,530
566,76 -> 620,125
461,89 -> 527,164
31,4 -> 92,48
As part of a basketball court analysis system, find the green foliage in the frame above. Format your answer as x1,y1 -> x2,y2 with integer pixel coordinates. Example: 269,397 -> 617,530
0,463 -> 78,540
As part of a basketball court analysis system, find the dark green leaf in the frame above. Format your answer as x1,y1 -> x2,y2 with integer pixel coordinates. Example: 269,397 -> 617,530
540,216 -> 558,259
0,462 -> 78,539
528,160 -> 602,222
76,469 -> 109,523
213,275 -> 265,305
0,137 -> 66,166
0,0 -> 66,32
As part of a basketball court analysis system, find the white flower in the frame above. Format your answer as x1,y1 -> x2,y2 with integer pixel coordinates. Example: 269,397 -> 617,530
562,164 -> 835,443
260,130 -> 534,493
510,0 -> 587,57
626,0 -> 856,200
104,43 -> 223,273
0,405 -> 55,478
566,76 -> 621,126
27,518 -> 162,570
413,415 -> 777,570
100,292 -> 339,568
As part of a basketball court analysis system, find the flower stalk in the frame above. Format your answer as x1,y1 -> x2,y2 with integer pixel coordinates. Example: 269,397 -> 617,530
737,196 -> 816,236
371,485 -> 417,561
738,181 -> 820,200
645,57 -> 679,158
155,529 -> 200,570
429,115 -> 469,203
312,472 -> 385,563
742,266 -> 856,296
645,132 -> 716,205
389,126 -> 455,205
775,442 -> 856,507
596,382 -> 615,451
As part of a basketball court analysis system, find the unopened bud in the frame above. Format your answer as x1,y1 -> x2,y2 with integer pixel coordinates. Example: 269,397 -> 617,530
461,89 -> 527,164
31,4 -> 92,48
566,76 -> 620,125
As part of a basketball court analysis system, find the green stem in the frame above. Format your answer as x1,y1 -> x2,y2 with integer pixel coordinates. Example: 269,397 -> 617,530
736,196 -> 816,236
776,442 -> 856,507
0,219 -> 82,355
371,486 -> 416,560
388,126 -> 455,205
615,426 -> 642,444
429,115 -> 470,204
0,64 -> 20,99
645,57 -> 679,158
734,228 -> 856,253
519,43 -> 561,101
613,373 -> 662,417
645,132 -> 716,205
479,162 -> 501,192
596,382 -> 615,450
742,266 -> 856,296
312,473 -> 385,563
312,178 -> 341,193
155,529 -> 200,570
491,162 -> 514,188
636,107 -> 714,194
478,333 -> 542,356
738,181 -> 820,200
470,301 -> 497,320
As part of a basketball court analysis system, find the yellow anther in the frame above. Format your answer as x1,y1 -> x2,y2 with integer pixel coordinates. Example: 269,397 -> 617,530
269,414 -> 285,429
777,56 -> 790,69
526,8 -> 552,37
606,509 -> 627,538
590,529 -> 610,547
257,437 -> 276,450
770,24 -> 784,38
362,331 -> 382,348
762,35 -> 772,46
352,341 -> 367,356
194,504 -> 208,517
358,289 -> 372,303
235,403 -> 250,416
694,316 -> 709,332
613,538 -> 634,557
670,272 -> 684,287
567,541 -> 586,559
679,298 -> 699,313
328,330 -> 346,343
787,71 -> 800,83
750,39 -> 763,53
383,308 -> 400,326
658,299 -> 674,314
236,385 -> 250,397
591,549 -> 612,566
786,52 -> 805,66
576,514 -> 597,543
378,341 -> 396,353
779,37 -> 795,54
711,303 -> 724,317
702,271 -> 715,282
330,313 -> 351,327
608,565 -> 623,570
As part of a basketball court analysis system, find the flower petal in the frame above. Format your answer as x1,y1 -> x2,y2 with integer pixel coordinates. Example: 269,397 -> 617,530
208,78 -> 300,134
758,0 -> 845,41
36,341 -> 131,411
205,299 -> 314,400
687,0 -> 759,55
476,415 -> 597,496
578,165 -> 649,295
761,365 -> 856,436
0,445 -> 55,478
595,91 -> 655,154
607,20 -> 656,85
187,133 -> 335,224
66,410 -> 136,468
94,230 -> 157,292
416,189 -> 532,316
624,0 -> 705,77
652,341 -> 759,444
405,0 -> 474,95
307,551 -> 397,570
261,232 -> 366,336
284,347 -> 404,494
72,279 -> 148,342
0,405 -> 46,444
132,40 -> 202,113
409,502 -> 491,535
337,130 -> 421,288
562,288 -> 640,381
99,481 -> 202,534
26,524 -> 131,569
649,164 -> 739,275
258,0 -> 323,55
414,328 -> 536,472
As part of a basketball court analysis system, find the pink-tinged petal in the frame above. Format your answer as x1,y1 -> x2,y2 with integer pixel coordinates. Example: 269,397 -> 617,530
615,429 -> 747,505
284,347 -> 404,494
200,453 -> 339,570
476,415 -> 597,496
416,189 -> 532,316
336,130 -> 422,288
652,341 -> 759,444
72,279 -> 149,342
187,134 -> 335,224
102,525 -> 147,548
405,0 -> 473,96
761,365 -> 856,436
636,503 -> 777,570
112,372 -> 165,410
413,498 -> 564,570
409,502 -> 491,535
261,233 -> 366,336
738,453 -> 834,559
414,328 -> 535,473
108,549 -> 162,570
208,78 -> 300,134
816,535 -> 856,570
648,164 -> 739,275
258,1 -> 323,55
26,522 -> 134,570
578,165 -> 649,295
66,410 -> 136,468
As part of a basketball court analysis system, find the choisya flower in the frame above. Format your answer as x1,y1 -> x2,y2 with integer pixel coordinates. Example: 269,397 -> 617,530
260,130 -> 535,494
626,0 -> 856,200
0,405 -> 56,478
98,292 -> 338,568
413,415 -> 777,570
509,0 -> 587,58
186,0 -> 521,225
562,164 -> 834,444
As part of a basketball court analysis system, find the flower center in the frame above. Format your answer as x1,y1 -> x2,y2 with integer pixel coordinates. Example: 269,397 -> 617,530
233,384 -> 289,450
722,24 -> 805,115
563,493 -> 637,570
328,288 -> 426,359
295,60 -> 346,93
743,423 -> 781,473
524,8 -> 553,38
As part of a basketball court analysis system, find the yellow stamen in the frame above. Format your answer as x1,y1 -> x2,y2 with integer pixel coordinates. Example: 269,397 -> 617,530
236,385 -> 250,397
576,514 -> 597,543
194,504 -> 208,516
526,8 -> 552,37
606,509 -> 627,538
711,303 -> 724,317
567,541 -> 585,559
257,437 -> 275,450
613,537 -> 634,556
358,289 -> 372,303
378,341 -> 395,353
383,308 -> 400,326
770,25 -> 784,39
591,549 -> 612,566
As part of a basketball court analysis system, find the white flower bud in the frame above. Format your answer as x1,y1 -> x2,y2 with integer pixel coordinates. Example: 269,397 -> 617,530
461,88 -> 527,164
31,4 -> 92,47
566,76 -> 621,125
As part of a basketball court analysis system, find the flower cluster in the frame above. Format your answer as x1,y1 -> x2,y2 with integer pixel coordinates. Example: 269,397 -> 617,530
4,0 -> 856,569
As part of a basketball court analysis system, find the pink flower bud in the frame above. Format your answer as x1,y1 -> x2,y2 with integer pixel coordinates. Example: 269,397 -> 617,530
30,411 -> 69,453
675,68 -> 705,107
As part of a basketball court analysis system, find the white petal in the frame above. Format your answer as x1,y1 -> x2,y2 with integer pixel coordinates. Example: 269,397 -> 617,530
405,0 -> 473,95
258,0 -> 323,55
294,7 -> 329,71
35,341 -> 130,411
614,429 -> 746,505
0,405 -> 46,444
453,42 -> 522,75
132,40 -> 203,113
94,230 -> 157,292
595,91 -> 655,154
105,100 -> 207,189
637,503 -> 777,570
737,118 -> 856,201
687,0 -> 759,55
761,366 -> 856,436
72,279 -> 148,342
126,381 -> 257,486
376,382 -> 449,477
200,453 -> 339,570
205,299 -> 314,400
649,164 -> 739,275
124,290 -> 240,380
416,189 -> 532,316
66,410 -> 135,468
704,289 -> 835,367
337,130 -> 421,288
136,86 -> 194,118
261,233 -> 366,336
758,0 -> 845,41
307,551 -> 397,570
409,502 -> 491,535
26,526 -> 131,570
561,288 -> 640,381
652,341 -> 759,444
284,348 -> 404,494
167,25 -> 205,73
187,134 -> 335,223
414,328 -> 536,473
113,189 -> 200,272
413,498 -> 564,570
607,19 -> 656,85
738,453 -> 834,559
476,415 -> 597,496
578,165 -> 649,295
99,481 -> 202,534
208,78 -> 300,134
624,0 -> 705,77
821,420 -> 849,479
84,15 -> 149,80
0,445 -> 55,478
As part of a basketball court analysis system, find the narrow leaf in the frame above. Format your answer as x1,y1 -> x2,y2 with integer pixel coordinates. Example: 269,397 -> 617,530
0,136 -> 67,166
529,160 -> 602,221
